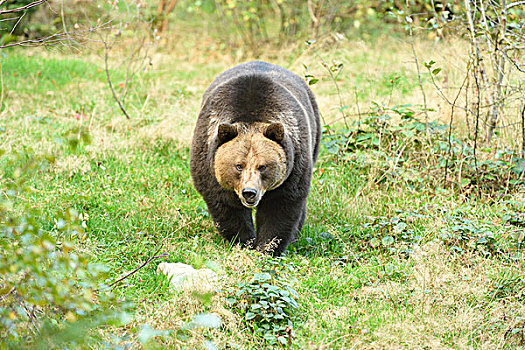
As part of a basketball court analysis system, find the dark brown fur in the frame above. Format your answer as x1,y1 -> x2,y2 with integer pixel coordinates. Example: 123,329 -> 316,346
190,61 -> 321,256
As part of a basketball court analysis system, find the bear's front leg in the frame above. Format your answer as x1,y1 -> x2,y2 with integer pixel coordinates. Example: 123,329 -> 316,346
255,197 -> 307,256
207,200 -> 256,246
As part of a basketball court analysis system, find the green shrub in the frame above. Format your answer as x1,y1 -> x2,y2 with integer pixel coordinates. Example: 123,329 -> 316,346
224,257 -> 298,345
0,150 -> 129,348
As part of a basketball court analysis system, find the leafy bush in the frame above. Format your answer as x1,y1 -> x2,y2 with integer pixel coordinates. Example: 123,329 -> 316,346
224,258 -> 298,345
176,0 -> 460,53
0,150 -> 129,348
439,210 -> 498,256
360,215 -> 422,257
489,269 -> 525,302
321,102 -> 525,195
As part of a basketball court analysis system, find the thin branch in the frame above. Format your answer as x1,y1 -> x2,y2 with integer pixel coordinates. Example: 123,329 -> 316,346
118,34 -> 148,103
103,254 -> 168,290
499,48 -> 525,73
308,44 -> 348,128
505,1 -> 525,10
444,70 -> 470,186
9,11 -> 25,35
0,21 -> 112,49
521,102 -> 525,155
19,300 -> 40,335
0,0 -> 47,15
60,0 -> 71,44
0,286 -> 15,301
0,16 -> 19,22
104,39 -> 131,119
473,58 -> 481,173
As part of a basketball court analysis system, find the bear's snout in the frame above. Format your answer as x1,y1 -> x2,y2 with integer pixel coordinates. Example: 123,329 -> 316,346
239,185 -> 262,208
242,188 -> 258,204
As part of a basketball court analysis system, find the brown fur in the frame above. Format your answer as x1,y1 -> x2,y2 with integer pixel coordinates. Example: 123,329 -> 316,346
190,61 -> 321,256
214,125 -> 287,208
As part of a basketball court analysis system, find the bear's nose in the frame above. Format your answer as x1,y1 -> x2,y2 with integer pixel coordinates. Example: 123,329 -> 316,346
242,188 -> 258,203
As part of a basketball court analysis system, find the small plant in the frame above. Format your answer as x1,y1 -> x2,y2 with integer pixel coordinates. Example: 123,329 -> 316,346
359,214 -> 422,258
224,258 -> 298,345
489,269 -> 525,302
439,210 -> 499,256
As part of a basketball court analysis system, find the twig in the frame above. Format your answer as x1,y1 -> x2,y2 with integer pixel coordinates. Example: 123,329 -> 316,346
473,57 -> 481,174
60,0 -> 71,45
0,0 -> 47,15
104,40 -> 131,119
307,42 -> 348,128
19,300 -> 40,335
322,333 -> 352,348
505,1 -> 525,10
500,48 -> 525,74
374,140 -> 409,185
0,286 -> 15,301
521,102 -> 525,155
103,254 -> 168,290
118,35 -> 149,104
444,68 -> 470,187
0,21 -> 112,49
0,62 -> 4,115
9,11 -> 25,35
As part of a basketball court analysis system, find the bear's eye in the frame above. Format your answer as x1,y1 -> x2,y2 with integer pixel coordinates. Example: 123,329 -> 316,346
235,164 -> 244,172
258,165 -> 267,172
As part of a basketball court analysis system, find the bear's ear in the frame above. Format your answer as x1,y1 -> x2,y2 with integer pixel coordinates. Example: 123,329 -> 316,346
217,123 -> 237,145
264,122 -> 285,143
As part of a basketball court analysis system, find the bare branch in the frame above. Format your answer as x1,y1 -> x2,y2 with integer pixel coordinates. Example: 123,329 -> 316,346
444,70 -> 470,186
0,16 -> 19,22
0,286 -> 15,301
521,102 -> 525,155
505,1 -> 525,10
97,254 -> 168,291
9,11 -> 25,35
0,0 -> 47,15
60,0 -> 71,44
0,21 -> 112,49
103,39 -> 131,120
499,48 -> 525,73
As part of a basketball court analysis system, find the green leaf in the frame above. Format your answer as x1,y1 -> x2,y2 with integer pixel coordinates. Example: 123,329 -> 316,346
432,68 -> 442,75
382,236 -> 394,246
225,297 -> 237,305
252,273 -> 271,282
309,78 -> 319,85
245,312 -> 256,320
278,336 -> 288,345
424,60 -> 435,68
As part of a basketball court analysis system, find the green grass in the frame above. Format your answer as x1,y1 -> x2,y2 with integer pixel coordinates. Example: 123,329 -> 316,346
1,53 -> 107,92
1,42 -> 524,349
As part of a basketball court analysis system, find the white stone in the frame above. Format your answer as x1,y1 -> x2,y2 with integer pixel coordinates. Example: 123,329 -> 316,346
157,262 -> 218,292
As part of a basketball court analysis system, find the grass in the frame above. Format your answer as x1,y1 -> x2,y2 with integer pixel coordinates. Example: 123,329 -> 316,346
1,29 -> 524,349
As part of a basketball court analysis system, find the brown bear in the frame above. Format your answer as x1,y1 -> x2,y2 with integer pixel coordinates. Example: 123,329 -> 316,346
190,61 -> 321,256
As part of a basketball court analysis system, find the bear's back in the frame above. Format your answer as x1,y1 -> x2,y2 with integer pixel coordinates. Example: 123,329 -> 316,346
200,61 -> 316,126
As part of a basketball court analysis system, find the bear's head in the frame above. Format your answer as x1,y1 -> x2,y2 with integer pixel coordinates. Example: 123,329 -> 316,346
214,122 -> 287,208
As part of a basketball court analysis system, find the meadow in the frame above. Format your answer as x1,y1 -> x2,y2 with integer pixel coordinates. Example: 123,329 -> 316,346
1,5 -> 525,349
